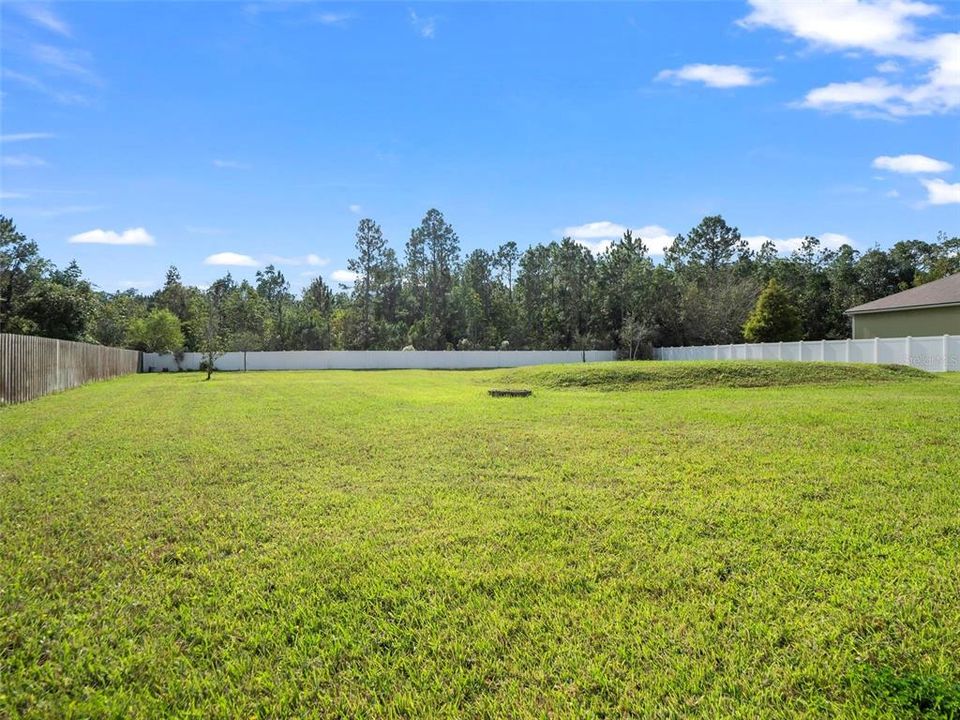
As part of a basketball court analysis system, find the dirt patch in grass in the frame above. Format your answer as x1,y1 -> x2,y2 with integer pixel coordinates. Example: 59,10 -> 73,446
488,388 -> 533,397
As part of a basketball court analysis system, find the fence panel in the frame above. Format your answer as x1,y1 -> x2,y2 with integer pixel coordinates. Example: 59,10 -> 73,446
0,333 -> 140,405
848,339 -> 874,363
653,335 -> 958,373
911,336 -> 949,372
822,340 -> 845,362
141,349 -> 617,372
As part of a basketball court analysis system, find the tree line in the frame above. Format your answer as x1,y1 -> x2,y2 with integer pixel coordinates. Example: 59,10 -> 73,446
1,212 -> 957,356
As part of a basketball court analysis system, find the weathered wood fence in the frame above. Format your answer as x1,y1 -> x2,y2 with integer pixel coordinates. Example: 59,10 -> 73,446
0,334 -> 141,405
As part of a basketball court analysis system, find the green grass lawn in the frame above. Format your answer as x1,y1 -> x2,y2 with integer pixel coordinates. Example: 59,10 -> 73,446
2,363 -> 959,718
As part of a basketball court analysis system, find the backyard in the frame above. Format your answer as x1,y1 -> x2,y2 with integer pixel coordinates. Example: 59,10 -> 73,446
1,363 -> 958,718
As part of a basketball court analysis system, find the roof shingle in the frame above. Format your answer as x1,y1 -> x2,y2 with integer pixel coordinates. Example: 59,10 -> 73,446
846,273 -> 960,314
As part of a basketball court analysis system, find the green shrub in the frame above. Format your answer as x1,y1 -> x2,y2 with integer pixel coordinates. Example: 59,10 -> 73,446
743,279 -> 802,343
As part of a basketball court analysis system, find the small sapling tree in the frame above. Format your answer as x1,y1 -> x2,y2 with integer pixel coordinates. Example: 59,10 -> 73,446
620,315 -> 651,360
199,294 -> 225,380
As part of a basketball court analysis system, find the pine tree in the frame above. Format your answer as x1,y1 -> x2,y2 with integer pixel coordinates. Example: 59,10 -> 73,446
409,209 -> 460,349
348,218 -> 389,349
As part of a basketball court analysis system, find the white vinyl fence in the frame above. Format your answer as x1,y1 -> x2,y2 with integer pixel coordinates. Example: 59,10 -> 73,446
654,335 -> 959,373
142,349 -> 617,372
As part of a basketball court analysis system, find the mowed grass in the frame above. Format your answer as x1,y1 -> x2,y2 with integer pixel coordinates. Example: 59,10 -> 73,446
1,363 -> 959,718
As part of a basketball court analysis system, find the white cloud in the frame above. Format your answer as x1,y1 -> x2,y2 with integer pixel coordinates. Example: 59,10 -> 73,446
409,10 -> 436,39
562,221 -> 675,256
199,250 -> 330,268
348,204 -> 362,214
743,232 -> 854,253
743,235 -> 779,252
885,189 -> 901,198
876,60 -> 901,73
69,228 -> 155,246
1,69 -> 89,105
0,192 -> 28,200
212,159 -> 251,169
571,239 -> 611,255
1,154 -> 47,167
0,132 -> 56,143
872,154 -> 953,173
801,78 -> 904,114
656,64 -> 766,88
563,221 -> 629,240
820,232 -> 856,248
312,12 -> 353,26
244,2 -> 339,22
14,4 -> 72,37
739,0 -> 937,49
31,44 -> 101,86
741,0 -> 959,117
563,221 -> 622,255
203,252 -> 259,267
920,178 -> 960,204
263,253 -> 330,267
331,269 -> 358,283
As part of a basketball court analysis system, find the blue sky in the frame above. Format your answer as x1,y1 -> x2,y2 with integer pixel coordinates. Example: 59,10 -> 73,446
1,1 -> 958,293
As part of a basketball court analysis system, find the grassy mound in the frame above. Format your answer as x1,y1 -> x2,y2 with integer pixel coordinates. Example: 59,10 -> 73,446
498,360 -> 931,391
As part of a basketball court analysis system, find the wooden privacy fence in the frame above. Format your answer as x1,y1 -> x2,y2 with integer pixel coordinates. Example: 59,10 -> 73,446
0,334 -> 140,405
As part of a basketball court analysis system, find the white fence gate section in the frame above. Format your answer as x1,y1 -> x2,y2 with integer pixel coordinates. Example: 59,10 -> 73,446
654,335 -> 959,373
141,349 -> 617,372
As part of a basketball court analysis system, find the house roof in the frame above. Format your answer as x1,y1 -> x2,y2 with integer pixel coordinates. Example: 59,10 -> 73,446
846,272 -> 960,315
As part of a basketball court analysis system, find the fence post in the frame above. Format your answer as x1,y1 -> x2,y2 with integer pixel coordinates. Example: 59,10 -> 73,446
873,337 -> 879,364
798,339 -> 803,361
778,341 -> 783,360
905,336 -> 912,367
821,339 -> 826,361
944,335 -> 950,373
714,345 -> 719,361
845,338 -> 850,363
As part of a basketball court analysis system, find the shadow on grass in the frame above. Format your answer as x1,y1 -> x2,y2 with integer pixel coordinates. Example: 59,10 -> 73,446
853,664 -> 960,718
